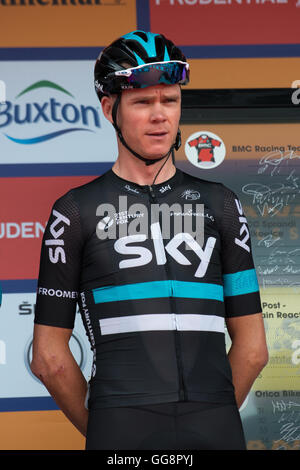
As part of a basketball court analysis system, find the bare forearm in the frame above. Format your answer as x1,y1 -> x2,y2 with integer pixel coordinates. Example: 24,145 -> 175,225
227,345 -> 266,409
32,352 -> 89,436
226,313 -> 269,409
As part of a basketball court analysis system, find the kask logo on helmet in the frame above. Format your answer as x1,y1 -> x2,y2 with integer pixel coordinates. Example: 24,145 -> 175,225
0,80 -> 100,144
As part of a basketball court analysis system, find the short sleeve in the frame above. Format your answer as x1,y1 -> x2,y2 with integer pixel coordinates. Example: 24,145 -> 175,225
220,185 -> 262,318
34,190 -> 83,329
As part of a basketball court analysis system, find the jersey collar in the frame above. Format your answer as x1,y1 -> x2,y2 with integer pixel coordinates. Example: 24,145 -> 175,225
108,167 -> 183,198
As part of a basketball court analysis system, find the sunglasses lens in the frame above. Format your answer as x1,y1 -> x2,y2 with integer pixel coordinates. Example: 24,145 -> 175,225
127,63 -> 188,88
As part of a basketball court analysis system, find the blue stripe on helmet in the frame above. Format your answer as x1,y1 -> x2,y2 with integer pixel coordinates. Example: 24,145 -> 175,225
163,47 -> 170,61
132,51 -> 145,66
122,30 -> 170,63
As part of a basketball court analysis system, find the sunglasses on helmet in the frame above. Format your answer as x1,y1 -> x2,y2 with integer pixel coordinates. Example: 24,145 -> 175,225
104,61 -> 189,93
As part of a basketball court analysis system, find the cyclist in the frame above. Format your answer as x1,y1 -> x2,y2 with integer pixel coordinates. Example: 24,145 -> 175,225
31,31 -> 268,450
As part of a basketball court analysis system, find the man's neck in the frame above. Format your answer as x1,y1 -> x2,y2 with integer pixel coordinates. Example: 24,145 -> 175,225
112,152 -> 176,186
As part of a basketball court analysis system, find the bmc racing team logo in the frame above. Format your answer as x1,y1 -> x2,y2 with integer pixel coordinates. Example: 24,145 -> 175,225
185,131 -> 226,170
0,80 -> 100,144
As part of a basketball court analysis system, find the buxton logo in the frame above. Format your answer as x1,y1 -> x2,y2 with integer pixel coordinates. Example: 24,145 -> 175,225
0,80 -> 100,144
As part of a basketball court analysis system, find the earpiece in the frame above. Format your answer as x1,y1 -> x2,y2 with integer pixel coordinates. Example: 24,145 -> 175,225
174,129 -> 181,151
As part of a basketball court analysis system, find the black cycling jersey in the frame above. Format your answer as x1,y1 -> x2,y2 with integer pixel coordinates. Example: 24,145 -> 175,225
34,168 -> 261,410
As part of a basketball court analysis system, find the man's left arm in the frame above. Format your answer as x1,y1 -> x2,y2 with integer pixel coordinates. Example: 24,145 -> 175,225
219,184 -> 269,408
226,312 -> 268,409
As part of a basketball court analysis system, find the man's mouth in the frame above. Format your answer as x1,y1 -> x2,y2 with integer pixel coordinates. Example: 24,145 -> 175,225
146,131 -> 168,137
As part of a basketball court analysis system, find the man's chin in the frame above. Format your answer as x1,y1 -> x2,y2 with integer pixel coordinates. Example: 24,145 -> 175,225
142,147 -> 172,161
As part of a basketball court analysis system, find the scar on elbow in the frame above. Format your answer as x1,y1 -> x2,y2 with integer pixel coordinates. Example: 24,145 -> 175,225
30,356 -> 66,381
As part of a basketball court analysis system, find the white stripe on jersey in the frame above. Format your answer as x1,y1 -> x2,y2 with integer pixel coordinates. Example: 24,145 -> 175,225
99,313 -> 224,335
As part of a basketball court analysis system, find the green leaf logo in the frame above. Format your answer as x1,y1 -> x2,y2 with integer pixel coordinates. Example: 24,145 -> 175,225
16,80 -> 74,99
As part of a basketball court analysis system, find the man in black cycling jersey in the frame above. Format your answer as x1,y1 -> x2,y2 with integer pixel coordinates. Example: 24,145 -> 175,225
31,31 -> 268,450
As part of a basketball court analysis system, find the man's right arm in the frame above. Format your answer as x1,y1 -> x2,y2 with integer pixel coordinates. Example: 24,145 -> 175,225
32,190 -> 87,434
31,324 -> 89,437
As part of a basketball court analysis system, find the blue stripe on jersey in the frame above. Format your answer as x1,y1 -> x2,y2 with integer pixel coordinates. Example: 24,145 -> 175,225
172,281 -> 223,301
93,280 -> 224,304
223,268 -> 259,297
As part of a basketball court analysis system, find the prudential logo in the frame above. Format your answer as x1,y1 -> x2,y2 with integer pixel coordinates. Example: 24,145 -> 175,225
0,80 -> 100,145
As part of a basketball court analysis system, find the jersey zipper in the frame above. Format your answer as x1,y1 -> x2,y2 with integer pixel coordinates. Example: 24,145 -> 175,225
148,185 -> 156,200
147,185 -> 187,402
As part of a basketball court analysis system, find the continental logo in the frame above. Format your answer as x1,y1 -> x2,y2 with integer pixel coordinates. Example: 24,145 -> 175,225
0,80 -> 100,144
0,0 -> 125,6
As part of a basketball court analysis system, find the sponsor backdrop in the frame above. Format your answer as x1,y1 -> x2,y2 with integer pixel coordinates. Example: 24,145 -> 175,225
1,0 -> 300,451
176,124 -> 300,450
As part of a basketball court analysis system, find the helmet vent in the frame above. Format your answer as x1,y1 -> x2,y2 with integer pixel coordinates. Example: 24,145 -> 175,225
134,31 -> 149,42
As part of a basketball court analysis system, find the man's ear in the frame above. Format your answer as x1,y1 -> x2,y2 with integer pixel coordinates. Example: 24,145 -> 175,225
101,95 -> 114,124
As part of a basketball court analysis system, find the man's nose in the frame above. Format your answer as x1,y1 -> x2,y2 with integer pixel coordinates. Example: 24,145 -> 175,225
150,102 -> 167,121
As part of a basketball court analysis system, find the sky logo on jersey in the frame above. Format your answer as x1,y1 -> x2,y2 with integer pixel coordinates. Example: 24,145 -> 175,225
234,198 -> 250,252
45,209 -> 70,264
114,222 -> 216,278
0,80 -> 100,145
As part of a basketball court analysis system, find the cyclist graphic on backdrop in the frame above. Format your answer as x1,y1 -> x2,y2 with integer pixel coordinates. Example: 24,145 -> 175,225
188,133 -> 222,163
